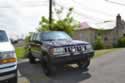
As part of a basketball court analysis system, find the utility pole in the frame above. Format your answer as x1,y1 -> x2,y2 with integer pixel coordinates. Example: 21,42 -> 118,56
49,0 -> 52,30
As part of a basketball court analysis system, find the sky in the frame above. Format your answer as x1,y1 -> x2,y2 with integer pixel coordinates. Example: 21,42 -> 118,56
0,0 -> 125,36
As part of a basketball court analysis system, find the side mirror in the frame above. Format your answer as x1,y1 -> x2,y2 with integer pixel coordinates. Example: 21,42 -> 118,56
35,40 -> 42,45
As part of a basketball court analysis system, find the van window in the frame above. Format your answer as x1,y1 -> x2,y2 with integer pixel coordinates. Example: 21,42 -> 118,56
0,31 -> 8,42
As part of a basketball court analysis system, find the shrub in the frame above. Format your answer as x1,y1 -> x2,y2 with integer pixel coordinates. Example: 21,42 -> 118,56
25,35 -> 31,44
24,33 -> 33,58
94,36 -> 105,50
117,37 -> 125,47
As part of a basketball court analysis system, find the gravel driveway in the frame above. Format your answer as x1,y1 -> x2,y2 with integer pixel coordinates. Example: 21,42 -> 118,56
18,48 -> 125,83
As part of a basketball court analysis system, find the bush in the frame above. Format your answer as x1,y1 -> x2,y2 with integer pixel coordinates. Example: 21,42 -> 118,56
117,37 -> 125,47
94,36 -> 105,50
24,33 -> 33,58
25,35 -> 31,44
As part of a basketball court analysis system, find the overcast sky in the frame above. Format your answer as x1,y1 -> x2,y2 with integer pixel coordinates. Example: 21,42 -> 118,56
0,0 -> 125,36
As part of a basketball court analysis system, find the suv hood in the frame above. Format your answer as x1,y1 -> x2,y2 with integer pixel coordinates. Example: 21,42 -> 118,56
0,42 -> 15,52
44,40 -> 89,47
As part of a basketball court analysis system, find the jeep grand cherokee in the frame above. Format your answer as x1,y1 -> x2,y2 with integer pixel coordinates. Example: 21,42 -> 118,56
26,31 -> 94,75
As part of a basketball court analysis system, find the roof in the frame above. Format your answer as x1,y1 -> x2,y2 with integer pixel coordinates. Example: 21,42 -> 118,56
91,20 -> 116,30
80,22 -> 90,29
75,21 -> 116,31
75,22 -> 92,30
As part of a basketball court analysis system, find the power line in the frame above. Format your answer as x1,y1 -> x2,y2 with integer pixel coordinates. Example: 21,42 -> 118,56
72,0 -> 113,17
0,1 -> 48,8
0,6 -> 13,8
19,0 -> 48,7
105,0 -> 125,6
54,1 -> 103,21
20,4 -> 48,7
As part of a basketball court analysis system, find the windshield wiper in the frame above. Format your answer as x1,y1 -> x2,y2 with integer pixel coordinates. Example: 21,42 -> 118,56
43,39 -> 54,41
56,39 -> 72,41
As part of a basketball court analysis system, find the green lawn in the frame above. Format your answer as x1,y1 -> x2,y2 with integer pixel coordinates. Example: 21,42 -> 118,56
15,47 -> 25,59
15,47 -> 124,59
94,48 -> 123,58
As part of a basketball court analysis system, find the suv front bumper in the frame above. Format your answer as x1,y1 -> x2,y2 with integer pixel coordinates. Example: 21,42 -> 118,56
0,62 -> 17,81
51,52 -> 94,64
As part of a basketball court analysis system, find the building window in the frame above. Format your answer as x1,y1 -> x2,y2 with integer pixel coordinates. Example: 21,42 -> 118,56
123,34 -> 125,37
104,37 -> 108,41
97,32 -> 101,36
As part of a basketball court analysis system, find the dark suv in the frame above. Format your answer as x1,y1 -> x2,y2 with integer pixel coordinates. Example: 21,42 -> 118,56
26,31 -> 94,75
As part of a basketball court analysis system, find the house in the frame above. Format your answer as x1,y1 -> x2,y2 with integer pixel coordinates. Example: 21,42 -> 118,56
73,14 -> 125,48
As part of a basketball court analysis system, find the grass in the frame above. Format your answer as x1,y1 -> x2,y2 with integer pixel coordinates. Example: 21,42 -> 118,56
15,47 -> 25,59
15,46 -> 124,59
94,48 -> 123,58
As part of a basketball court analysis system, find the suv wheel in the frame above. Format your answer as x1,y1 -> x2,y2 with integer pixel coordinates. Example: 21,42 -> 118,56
41,59 -> 49,75
48,65 -> 56,76
40,58 -> 56,76
78,58 -> 90,70
28,52 -> 36,64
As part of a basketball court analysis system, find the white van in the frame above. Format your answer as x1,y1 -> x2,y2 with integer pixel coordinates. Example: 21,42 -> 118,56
0,30 -> 17,83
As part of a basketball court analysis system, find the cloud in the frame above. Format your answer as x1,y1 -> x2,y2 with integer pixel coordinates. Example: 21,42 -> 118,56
0,0 -> 125,36
18,0 -> 48,7
0,0 -> 21,34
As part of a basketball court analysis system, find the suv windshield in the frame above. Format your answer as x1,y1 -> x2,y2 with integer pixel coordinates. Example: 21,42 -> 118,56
0,31 -> 8,42
41,32 -> 72,41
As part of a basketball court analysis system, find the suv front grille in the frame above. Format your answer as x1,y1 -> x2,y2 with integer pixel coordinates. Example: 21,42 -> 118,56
64,45 -> 83,53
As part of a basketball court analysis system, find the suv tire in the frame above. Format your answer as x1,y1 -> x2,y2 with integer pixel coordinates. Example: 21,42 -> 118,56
40,57 -> 56,76
78,58 -> 90,70
28,52 -> 36,64
41,58 -> 49,75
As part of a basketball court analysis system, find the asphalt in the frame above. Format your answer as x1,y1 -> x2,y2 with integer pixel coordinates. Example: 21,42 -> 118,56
18,48 -> 125,83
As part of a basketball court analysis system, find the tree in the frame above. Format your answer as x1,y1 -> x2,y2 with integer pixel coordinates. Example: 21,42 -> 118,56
94,30 -> 105,50
24,32 -> 33,44
37,7 -> 79,36
94,36 -> 105,50
117,36 -> 125,47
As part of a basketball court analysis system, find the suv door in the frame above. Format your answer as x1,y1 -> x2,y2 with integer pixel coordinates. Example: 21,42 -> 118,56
30,33 -> 42,58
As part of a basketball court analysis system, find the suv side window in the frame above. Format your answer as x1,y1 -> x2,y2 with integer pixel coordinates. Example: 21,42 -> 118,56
30,33 -> 34,41
32,33 -> 37,41
36,33 -> 40,42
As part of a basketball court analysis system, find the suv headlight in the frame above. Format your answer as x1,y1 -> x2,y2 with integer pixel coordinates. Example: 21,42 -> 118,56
81,47 -> 85,51
49,47 -> 64,55
0,51 -> 16,64
86,44 -> 93,51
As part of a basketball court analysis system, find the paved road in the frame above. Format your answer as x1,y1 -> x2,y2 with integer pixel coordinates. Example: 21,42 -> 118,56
18,48 -> 125,83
